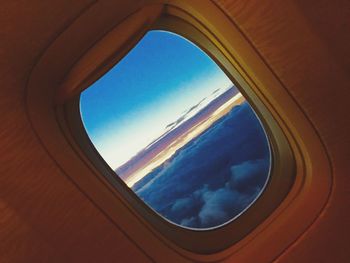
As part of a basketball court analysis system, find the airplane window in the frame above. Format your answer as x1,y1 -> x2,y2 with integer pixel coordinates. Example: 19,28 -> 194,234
79,30 -> 271,229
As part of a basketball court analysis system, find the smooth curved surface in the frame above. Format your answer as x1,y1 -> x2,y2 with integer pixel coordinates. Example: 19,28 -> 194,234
0,0 -> 348,262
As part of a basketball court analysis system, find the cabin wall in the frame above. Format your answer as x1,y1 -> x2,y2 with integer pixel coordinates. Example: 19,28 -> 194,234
216,1 -> 350,262
0,1 -> 152,262
0,0 -> 349,262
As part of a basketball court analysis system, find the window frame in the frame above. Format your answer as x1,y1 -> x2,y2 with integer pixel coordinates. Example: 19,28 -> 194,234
62,8 -> 295,254
26,0 -> 332,261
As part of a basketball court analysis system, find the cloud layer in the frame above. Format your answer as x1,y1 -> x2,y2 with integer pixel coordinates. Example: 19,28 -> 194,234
132,102 -> 270,228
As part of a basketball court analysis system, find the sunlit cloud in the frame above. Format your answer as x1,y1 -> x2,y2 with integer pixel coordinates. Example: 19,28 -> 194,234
89,71 -> 232,169
80,30 -> 270,229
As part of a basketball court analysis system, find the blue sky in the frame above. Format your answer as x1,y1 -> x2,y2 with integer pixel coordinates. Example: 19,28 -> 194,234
80,30 -> 233,169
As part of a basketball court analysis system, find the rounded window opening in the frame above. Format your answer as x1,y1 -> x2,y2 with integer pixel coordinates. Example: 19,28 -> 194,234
79,30 -> 271,230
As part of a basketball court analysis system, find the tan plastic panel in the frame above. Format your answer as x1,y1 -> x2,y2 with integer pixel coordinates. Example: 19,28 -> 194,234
22,0 -> 336,262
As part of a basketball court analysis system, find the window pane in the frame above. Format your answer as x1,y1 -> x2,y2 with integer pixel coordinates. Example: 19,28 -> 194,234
80,30 -> 271,229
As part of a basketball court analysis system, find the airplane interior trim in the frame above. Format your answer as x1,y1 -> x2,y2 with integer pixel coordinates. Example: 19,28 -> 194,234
2,0 -> 348,262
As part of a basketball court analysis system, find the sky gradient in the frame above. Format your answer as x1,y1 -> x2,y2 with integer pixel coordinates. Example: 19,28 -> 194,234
80,30 -> 233,169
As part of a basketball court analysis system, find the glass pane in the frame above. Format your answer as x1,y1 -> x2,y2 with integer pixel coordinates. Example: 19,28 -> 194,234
80,30 -> 271,229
